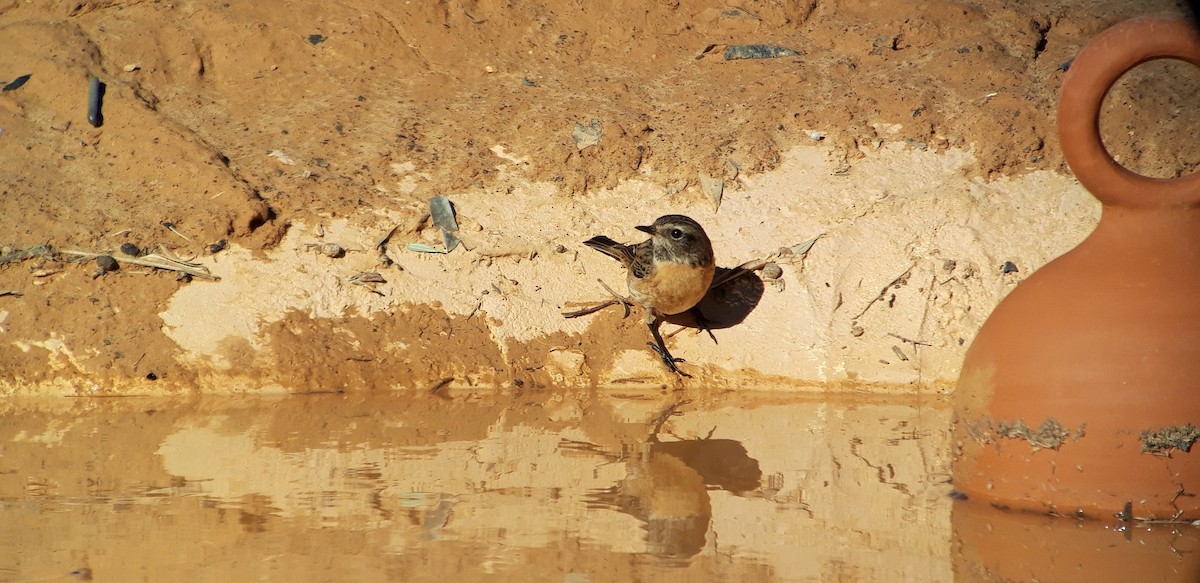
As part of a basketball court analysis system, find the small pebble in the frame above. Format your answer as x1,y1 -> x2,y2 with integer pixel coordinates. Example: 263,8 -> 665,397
761,262 -> 783,280
555,244 -> 567,253
95,255 -> 118,273
850,324 -> 865,337
119,242 -> 141,256
146,372 -> 157,380
1002,261 -> 1019,274
321,243 -> 345,258
207,239 -> 228,254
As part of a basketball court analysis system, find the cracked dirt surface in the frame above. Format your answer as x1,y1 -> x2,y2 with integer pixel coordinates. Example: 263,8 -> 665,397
0,0 -> 1196,394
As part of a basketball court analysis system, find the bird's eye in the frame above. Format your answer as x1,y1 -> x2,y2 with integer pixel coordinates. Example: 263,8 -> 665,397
670,228 -> 684,239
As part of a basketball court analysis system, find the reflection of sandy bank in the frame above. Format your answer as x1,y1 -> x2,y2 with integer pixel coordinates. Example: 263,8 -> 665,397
155,395 -> 952,579
159,419 -> 639,550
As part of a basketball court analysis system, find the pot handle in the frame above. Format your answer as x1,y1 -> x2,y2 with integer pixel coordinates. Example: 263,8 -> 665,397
1058,16 -> 1200,208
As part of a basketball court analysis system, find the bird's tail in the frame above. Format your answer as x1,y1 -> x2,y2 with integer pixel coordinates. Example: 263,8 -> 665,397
583,235 -> 634,266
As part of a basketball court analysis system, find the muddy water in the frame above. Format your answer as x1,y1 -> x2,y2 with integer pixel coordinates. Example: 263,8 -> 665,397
0,391 -> 1194,582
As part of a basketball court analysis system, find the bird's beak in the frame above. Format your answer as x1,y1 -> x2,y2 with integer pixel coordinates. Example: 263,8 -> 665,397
635,225 -> 654,235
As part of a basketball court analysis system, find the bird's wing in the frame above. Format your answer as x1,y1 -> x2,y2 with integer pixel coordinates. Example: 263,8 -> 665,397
583,235 -> 636,267
629,240 -> 654,279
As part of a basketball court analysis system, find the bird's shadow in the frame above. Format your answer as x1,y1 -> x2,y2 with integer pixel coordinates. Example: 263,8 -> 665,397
662,266 -> 765,332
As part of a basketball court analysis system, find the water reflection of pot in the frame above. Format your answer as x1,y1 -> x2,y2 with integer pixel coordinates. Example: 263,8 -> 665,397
952,500 -> 1200,582
952,16 -> 1200,519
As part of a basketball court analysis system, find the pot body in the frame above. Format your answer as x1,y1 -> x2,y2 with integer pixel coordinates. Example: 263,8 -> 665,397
951,16 -> 1200,518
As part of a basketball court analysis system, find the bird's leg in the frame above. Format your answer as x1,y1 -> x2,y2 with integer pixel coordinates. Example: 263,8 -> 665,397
691,307 -> 718,345
647,316 -> 691,377
663,308 -> 718,344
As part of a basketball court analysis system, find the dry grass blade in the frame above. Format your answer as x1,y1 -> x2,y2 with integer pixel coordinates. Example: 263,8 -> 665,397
62,249 -> 220,280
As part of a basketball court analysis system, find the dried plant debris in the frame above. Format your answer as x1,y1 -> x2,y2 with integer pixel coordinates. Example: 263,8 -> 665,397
348,271 -> 387,296
268,149 -> 295,165
993,418 -> 1085,451
0,244 -> 56,265
65,248 -> 220,280
1140,424 -> 1200,456
2,244 -> 218,280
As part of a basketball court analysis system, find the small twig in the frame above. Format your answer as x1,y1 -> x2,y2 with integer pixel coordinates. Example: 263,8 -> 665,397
853,264 -> 916,320
374,225 -> 399,251
161,221 -> 194,243
407,212 -> 431,234
888,332 -> 931,347
561,298 -> 621,318
428,377 -> 454,398
562,279 -> 633,319
595,279 -> 631,318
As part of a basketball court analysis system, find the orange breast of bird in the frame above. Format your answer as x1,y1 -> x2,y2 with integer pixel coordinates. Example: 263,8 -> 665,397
629,261 -> 716,316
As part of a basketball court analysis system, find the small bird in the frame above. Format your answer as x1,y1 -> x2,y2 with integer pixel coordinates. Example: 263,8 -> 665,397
584,215 -> 716,376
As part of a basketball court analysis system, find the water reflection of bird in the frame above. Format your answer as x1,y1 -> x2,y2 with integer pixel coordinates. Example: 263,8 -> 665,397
584,215 -> 716,377
585,403 -> 763,560
617,447 -> 711,559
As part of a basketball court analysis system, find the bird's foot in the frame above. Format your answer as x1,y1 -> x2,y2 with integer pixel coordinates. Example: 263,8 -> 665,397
647,342 -> 691,377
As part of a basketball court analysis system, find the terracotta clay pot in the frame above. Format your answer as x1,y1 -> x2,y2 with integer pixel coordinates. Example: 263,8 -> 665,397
952,16 -> 1200,519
